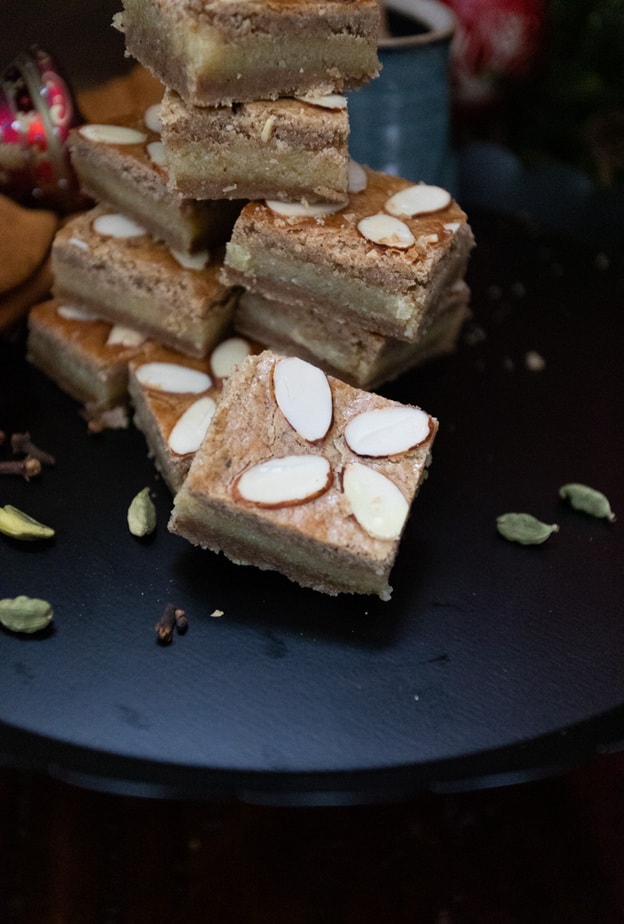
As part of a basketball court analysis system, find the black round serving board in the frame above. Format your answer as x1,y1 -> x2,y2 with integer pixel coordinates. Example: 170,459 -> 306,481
1,211 -> 623,804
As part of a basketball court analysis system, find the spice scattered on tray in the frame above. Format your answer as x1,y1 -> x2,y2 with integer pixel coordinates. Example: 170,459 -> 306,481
496,512 -> 559,545
0,595 -> 54,634
559,483 -> 616,522
10,431 -> 56,466
127,486 -> 157,537
0,457 -> 42,480
0,504 -> 55,541
154,602 -> 188,645
0,429 -> 56,481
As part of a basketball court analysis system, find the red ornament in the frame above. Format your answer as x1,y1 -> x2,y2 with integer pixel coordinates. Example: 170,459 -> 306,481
0,45 -> 83,208
441,0 -> 545,104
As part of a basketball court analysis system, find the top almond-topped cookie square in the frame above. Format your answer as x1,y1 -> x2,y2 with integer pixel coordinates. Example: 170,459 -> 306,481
169,349 -> 438,599
115,0 -> 381,106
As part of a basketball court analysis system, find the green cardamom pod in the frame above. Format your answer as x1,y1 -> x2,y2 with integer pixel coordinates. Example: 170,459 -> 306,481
0,505 -> 55,540
127,487 -> 157,537
497,512 -> 559,545
559,483 -> 616,522
0,595 -> 54,634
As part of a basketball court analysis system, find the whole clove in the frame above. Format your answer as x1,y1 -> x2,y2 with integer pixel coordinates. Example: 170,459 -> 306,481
155,603 -> 188,645
174,609 -> 188,634
0,457 -> 42,480
11,431 -> 56,466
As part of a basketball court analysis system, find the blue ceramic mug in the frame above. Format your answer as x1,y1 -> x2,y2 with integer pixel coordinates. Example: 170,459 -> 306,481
348,0 -> 456,190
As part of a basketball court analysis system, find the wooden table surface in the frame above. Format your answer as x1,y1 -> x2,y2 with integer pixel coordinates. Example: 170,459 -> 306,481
1,752 -> 623,923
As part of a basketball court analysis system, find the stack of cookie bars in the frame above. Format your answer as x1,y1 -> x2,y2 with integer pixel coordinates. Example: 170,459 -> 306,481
26,0 -> 475,598
27,90 -> 259,492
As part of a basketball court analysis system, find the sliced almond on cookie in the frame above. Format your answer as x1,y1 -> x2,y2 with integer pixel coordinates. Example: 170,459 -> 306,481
78,124 -> 148,145
343,463 -> 409,540
265,200 -> 345,218
169,248 -> 210,270
92,213 -> 147,238
168,396 -> 216,455
146,140 -> 167,167
273,356 -> 333,442
385,184 -> 451,218
106,325 -> 148,347
357,213 -> 415,249
233,455 -> 332,507
143,103 -> 162,133
295,94 -> 347,110
210,337 -> 253,379
260,114 -> 277,143
344,407 -> 432,457
57,304 -> 100,322
135,362 -> 211,393
348,160 -> 367,194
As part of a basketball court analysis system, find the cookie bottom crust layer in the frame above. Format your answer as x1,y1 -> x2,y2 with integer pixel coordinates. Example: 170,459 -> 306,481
27,327 -> 127,412
129,372 -> 191,494
26,299 -> 149,413
52,208 -> 237,357
222,169 -> 474,342
160,91 -> 349,203
69,118 -> 243,253
234,281 -> 470,389
128,355 -> 214,493
224,243 -> 470,342
52,269 -> 236,358
117,0 -> 380,106
169,497 -> 397,599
